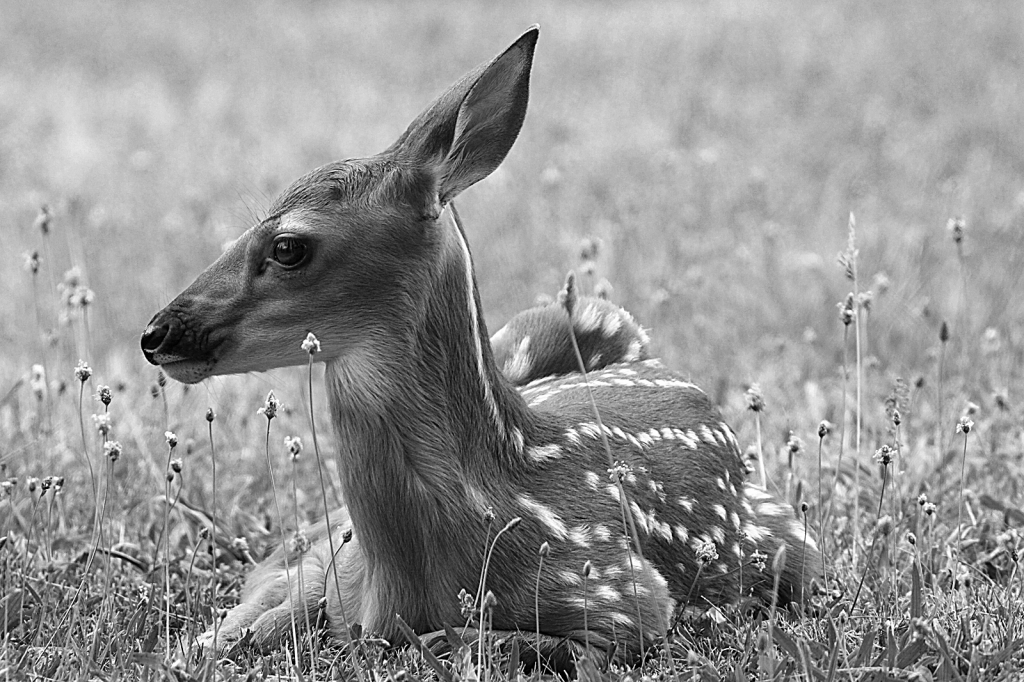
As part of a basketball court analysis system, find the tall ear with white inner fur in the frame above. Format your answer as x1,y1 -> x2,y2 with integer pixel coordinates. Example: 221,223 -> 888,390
392,27 -> 538,205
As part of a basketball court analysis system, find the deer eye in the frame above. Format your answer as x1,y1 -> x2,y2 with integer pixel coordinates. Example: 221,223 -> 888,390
272,236 -> 307,268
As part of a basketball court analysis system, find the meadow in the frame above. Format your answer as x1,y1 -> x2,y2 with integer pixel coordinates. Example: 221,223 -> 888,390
2,0 -> 1024,679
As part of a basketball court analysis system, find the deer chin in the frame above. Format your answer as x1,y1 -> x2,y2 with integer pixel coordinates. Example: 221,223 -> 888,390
157,357 -> 219,384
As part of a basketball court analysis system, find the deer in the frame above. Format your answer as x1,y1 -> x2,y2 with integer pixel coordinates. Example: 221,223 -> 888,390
141,26 -> 820,664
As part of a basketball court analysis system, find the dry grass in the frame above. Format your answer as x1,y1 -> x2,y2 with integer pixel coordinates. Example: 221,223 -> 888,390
2,1 -> 1024,679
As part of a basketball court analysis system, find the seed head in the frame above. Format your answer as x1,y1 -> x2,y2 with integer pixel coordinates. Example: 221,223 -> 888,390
538,541 -> 550,558
817,420 -> 832,439
301,332 -> 321,355
838,294 -> 855,326
874,445 -> 893,467
74,360 -> 92,383
947,216 -> 966,245
30,365 -> 46,400
92,413 -> 112,437
258,391 -> 279,420
875,515 -> 893,536
745,384 -> 765,413
482,590 -> 498,610
891,408 -> 902,427
157,369 -> 166,388
97,385 -> 112,406
772,544 -> 787,575
923,502 -> 937,517
54,476 -> 65,493
956,417 -> 973,435
786,431 -> 804,458
170,458 -> 182,473
24,250 -> 41,275
165,431 -> 178,449
198,526 -> 210,540
231,537 -> 250,553
342,528 -> 353,544
34,205 -> 52,235
27,477 -> 39,493
906,532 -> 916,546
917,493 -> 928,506
583,560 -> 592,578
558,271 -> 577,318
1,480 -> 14,498
103,440 -> 123,462
750,549 -> 767,572
285,435 -> 303,460
939,321 -> 950,343
696,539 -> 719,565
205,408 -> 215,423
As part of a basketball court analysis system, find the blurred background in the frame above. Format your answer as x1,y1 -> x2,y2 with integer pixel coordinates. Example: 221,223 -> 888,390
3,0 -> 1023,431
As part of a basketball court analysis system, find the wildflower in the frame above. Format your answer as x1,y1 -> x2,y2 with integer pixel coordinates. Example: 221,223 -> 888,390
24,250 -> 40,275
939,321 -> 950,343
837,294 -> 855,326
557,271 -> 577,318
96,385 -> 112,406
34,205 -> 52,235
258,391 -> 279,420
1,480 -> 14,497
906,532 -> 916,546
165,431 -> 178,449
872,272 -> 890,296
27,477 -> 39,493
785,432 -> 804,458
41,477 -> 54,493
745,384 -> 765,413
583,560 -> 593,578
170,458 -> 182,473
157,370 -> 166,388
947,216 -> 966,245
482,506 -> 495,524
53,476 -> 64,493
74,360 -> 92,383
891,408 -> 902,427
607,461 -> 633,483
981,328 -> 1001,356
857,290 -> 874,313
199,526 -> 210,540
817,420 -> 832,439
482,590 -> 498,611
772,544 -> 787,575
917,493 -> 928,506
458,588 -> 475,620
290,530 -> 310,554
30,365 -> 46,400
696,539 -> 719,565
92,413 -> 112,437
103,440 -> 123,462
923,502 -> 937,517
301,333 -> 321,355
205,408 -> 215,423
231,537 -> 250,553
539,541 -> 550,558
342,528 -> 353,544
875,516 -> 893,536
285,436 -> 303,460
749,550 -> 767,572
956,417 -> 973,435
874,445 -> 893,467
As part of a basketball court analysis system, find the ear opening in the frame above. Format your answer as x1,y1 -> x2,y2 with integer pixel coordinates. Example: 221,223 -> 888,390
389,26 -> 539,205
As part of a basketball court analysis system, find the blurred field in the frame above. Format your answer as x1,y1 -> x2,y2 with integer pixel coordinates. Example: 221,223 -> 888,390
2,0 -> 1024,678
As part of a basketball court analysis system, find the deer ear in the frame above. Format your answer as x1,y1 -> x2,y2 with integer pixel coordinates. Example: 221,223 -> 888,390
391,27 -> 538,205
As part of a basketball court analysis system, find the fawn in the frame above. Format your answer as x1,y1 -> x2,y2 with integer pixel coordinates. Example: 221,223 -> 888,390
142,27 -> 820,661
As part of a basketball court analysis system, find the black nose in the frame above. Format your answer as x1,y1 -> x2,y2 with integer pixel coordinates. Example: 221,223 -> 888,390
141,322 -> 169,362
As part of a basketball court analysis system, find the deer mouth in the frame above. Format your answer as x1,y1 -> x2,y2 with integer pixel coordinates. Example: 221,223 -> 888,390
141,315 -> 224,383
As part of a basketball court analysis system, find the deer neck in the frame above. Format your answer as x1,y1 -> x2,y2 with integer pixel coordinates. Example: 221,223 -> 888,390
323,205 -> 534,615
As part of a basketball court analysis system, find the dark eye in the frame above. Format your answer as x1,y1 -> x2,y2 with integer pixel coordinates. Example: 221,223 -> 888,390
272,236 -> 307,267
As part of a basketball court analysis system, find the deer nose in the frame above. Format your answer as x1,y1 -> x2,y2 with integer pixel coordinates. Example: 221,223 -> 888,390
141,323 -> 168,362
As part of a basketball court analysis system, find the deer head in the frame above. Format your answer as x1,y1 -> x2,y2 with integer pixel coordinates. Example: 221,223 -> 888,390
141,28 -> 539,386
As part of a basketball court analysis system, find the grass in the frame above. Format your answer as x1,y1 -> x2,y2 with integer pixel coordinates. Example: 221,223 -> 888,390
2,0 -> 1024,679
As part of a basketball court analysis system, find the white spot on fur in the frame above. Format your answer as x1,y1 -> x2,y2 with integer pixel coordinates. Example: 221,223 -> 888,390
593,585 -> 622,602
503,336 -> 533,382
527,444 -> 562,463
602,312 -> 622,336
717,478 -> 726,491
714,504 -> 728,521
731,511 -> 742,531
743,522 -> 771,542
584,471 -> 600,491
674,524 -> 690,543
606,484 -> 621,504
630,501 -> 650,534
517,494 -> 568,539
593,524 -> 612,542
677,496 -> 695,512
699,424 -> 717,445
559,570 -> 582,587
625,341 -> 642,362
710,525 -> 726,545
611,612 -> 635,628
569,525 -> 593,548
